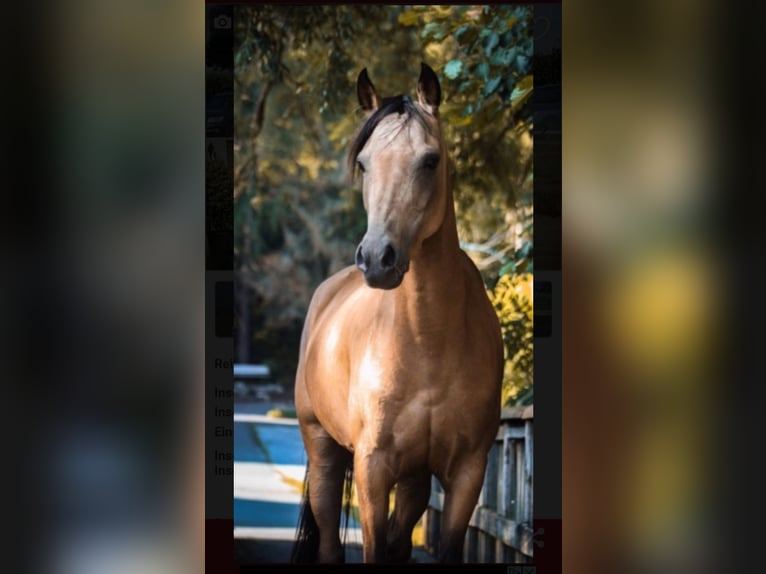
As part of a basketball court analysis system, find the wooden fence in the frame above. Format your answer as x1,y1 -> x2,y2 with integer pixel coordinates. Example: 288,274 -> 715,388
423,405 -> 534,563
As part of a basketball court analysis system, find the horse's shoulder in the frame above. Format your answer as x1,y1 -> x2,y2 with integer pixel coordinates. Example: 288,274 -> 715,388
309,265 -> 363,314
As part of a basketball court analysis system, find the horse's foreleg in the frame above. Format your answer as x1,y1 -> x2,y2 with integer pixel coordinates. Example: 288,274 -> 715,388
304,426 -> 351,563
385,471 -> 431,563
354,450 -> 395,563
437,455 -> 487,563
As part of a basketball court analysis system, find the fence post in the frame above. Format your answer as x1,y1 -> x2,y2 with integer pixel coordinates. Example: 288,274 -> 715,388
523,418 -> 534,529
497,423 -> 513,561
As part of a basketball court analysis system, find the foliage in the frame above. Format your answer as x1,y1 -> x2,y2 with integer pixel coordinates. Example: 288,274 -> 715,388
488,273 -> 534,406
398,5 -> 534,279
233,5 -> 534,405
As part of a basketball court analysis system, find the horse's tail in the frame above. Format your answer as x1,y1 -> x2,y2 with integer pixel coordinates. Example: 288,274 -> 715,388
291,458 -> 355,563
291,464 -> 319,563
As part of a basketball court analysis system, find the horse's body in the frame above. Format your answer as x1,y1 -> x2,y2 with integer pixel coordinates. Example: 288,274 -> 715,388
293,63 -> 503,563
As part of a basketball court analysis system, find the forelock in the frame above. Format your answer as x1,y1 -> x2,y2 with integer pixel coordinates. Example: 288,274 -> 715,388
347,95 -> 431,179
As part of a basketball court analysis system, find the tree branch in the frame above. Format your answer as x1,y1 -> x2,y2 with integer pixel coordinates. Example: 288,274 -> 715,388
234,81 -> 274,202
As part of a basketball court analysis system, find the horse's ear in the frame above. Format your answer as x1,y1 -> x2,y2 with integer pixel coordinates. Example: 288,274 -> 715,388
357,68 -> 380,113
417,62 -> 441,115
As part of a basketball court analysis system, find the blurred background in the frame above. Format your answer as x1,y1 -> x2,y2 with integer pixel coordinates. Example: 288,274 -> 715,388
563,1 -> 737,573
4,0 -> 753,573
7,1 -> 204,573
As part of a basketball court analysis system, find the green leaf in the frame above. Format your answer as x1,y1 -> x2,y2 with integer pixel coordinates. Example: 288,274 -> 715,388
422,21 -> 443,39
444,59 -> 463,79
477,62 -> 489,82
483,76 -> 502,96
455,26 -> 479,47
484,32 -> 499,56
499,261 -> 515,276
510,74 -> 533,108
490,48 -> 508,67
517,240 -> 533,259
516,54 -> 530,73
398,10 -> 419,26
450,115 -> 472,127
506,47 -> 519,66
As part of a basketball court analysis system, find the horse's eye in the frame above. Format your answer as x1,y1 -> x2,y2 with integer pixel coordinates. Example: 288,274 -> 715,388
422,154 -> 440,170
356,160 -> 366,173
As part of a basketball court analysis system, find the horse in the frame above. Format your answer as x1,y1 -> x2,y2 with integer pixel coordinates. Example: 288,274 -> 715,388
292,62 -> 503,564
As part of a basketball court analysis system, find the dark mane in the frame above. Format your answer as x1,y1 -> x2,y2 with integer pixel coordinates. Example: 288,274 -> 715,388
347,94 -> 429,179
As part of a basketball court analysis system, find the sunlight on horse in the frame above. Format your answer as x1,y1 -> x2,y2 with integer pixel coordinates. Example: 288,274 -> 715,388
292,63 -> 503,564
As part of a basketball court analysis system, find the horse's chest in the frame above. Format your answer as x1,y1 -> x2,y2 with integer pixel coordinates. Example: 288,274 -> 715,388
350,345 -> 421,412
347,339 -> 460,442
350,336 -> 452,396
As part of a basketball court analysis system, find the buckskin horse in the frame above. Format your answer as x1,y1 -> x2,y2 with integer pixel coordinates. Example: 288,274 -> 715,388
292,63 -> 503,563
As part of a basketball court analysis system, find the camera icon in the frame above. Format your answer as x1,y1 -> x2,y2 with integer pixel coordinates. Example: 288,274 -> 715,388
213,14 -> 232,30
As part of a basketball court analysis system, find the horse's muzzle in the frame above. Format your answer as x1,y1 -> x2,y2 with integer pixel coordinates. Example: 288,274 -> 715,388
355,241 -> 409,290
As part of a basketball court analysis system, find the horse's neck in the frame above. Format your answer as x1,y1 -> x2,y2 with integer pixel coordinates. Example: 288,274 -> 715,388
419,194 -> 462,274
394,191 -> 465,335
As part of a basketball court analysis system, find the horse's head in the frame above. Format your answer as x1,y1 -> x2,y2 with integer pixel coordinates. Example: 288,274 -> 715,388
349,63 -> 448,290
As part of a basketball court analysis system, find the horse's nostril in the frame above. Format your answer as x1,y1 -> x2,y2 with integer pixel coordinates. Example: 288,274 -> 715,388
355,244 -> 368,272
381,244 -> 396,270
